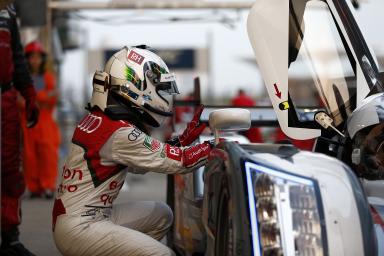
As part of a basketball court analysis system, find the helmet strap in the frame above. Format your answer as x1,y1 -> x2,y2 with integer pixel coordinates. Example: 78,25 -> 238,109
104,75 -> 111,91
105,91 -> 154,131
105,105 -> 149,133
93,71 -> 111,92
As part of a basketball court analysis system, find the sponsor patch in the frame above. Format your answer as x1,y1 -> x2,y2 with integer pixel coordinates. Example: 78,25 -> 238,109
128,50 -> 144,65
165,144 -> 182,161
160,73 -> 176,83
143,136 -> 161,152
183,143 -> 211,167
186,144 -> 210,160
128,128 -> 142,141
77,114 -> 102,133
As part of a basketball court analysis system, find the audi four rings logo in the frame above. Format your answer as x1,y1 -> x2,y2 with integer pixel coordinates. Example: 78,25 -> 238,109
128,128 -> 142,141
77,114 -> 102,133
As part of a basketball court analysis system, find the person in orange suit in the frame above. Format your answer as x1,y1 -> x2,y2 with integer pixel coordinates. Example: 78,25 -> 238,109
20,41 -> 60,199
231,89 -> 263,143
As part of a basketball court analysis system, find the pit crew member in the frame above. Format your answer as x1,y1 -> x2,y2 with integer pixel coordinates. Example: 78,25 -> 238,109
1,3 -> 39,255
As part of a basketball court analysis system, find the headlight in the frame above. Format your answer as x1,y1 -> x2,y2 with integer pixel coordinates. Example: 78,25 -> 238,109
245,162 -> 327,256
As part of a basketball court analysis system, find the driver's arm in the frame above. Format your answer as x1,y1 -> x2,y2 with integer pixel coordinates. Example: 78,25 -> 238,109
109,126 -> 212,174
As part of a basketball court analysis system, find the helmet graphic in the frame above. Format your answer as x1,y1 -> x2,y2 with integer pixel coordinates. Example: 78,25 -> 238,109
90,46 -> 179,127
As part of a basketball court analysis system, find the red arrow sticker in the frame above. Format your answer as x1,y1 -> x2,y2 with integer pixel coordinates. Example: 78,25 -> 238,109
274,83 -> 281,99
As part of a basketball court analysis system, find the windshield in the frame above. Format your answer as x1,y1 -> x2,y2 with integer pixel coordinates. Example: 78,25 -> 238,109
354,0 -> 384,74
289,1 -> 357,127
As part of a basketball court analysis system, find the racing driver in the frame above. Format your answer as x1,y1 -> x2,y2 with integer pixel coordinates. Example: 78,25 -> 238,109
52,46 -> 211,256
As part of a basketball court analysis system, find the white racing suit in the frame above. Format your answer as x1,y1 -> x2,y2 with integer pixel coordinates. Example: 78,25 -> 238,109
52,110 -> 211,256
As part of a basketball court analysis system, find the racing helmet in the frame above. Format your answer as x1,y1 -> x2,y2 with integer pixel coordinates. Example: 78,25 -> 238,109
90,46 -> 179,127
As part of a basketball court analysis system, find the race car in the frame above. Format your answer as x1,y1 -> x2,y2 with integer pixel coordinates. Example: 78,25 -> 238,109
248,0 -> 384,252
167,107 -> 382,256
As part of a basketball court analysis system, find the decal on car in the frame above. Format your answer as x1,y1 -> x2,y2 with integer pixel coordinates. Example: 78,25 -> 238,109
279,101 -> 290,110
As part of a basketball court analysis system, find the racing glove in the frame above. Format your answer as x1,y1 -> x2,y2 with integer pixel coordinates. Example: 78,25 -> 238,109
168,105 -> 206,147
21,85 -> 39,128
205,139 -> 215,148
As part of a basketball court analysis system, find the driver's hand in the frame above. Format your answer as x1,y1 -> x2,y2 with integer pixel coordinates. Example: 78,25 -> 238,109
178,104 -> 206,146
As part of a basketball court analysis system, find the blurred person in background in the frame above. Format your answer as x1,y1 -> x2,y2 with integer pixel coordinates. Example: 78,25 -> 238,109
20,41 -> 60,199
232,89 -> 263,143
52,46 -> 212,256
172,92 -> 195,138
0,2 -> 38,256
175,92 -> 194,124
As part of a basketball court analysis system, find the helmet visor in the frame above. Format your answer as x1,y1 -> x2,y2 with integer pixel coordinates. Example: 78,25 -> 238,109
156,82 -> 177,106
159,74 -> 179,95
150,62 -> 180,95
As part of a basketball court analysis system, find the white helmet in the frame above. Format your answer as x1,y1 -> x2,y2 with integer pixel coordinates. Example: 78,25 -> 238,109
90,46 -> 179,127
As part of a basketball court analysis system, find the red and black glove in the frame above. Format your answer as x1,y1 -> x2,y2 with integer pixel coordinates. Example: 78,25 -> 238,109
21,85 -> 39,128
168,105 -> 206,147
178,104 -> 206,146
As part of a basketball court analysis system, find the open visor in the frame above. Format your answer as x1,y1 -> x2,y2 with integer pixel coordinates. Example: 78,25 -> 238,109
159,73 -> 179,95
156,79 -> 178,106
149,62 -> 179,94
147,61 -> 180,104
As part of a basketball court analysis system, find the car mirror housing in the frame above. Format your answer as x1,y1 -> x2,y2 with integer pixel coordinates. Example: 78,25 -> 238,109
209,108 -> 251,144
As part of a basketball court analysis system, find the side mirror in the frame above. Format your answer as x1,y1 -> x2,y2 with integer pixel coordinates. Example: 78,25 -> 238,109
209,108 -> 251,145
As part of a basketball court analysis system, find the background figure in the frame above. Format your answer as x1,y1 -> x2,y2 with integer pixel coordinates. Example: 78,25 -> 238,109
0,3 -> 38,256
21,41 -> 60,199
175,93 -> 194,124
231,89 -> 263,143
